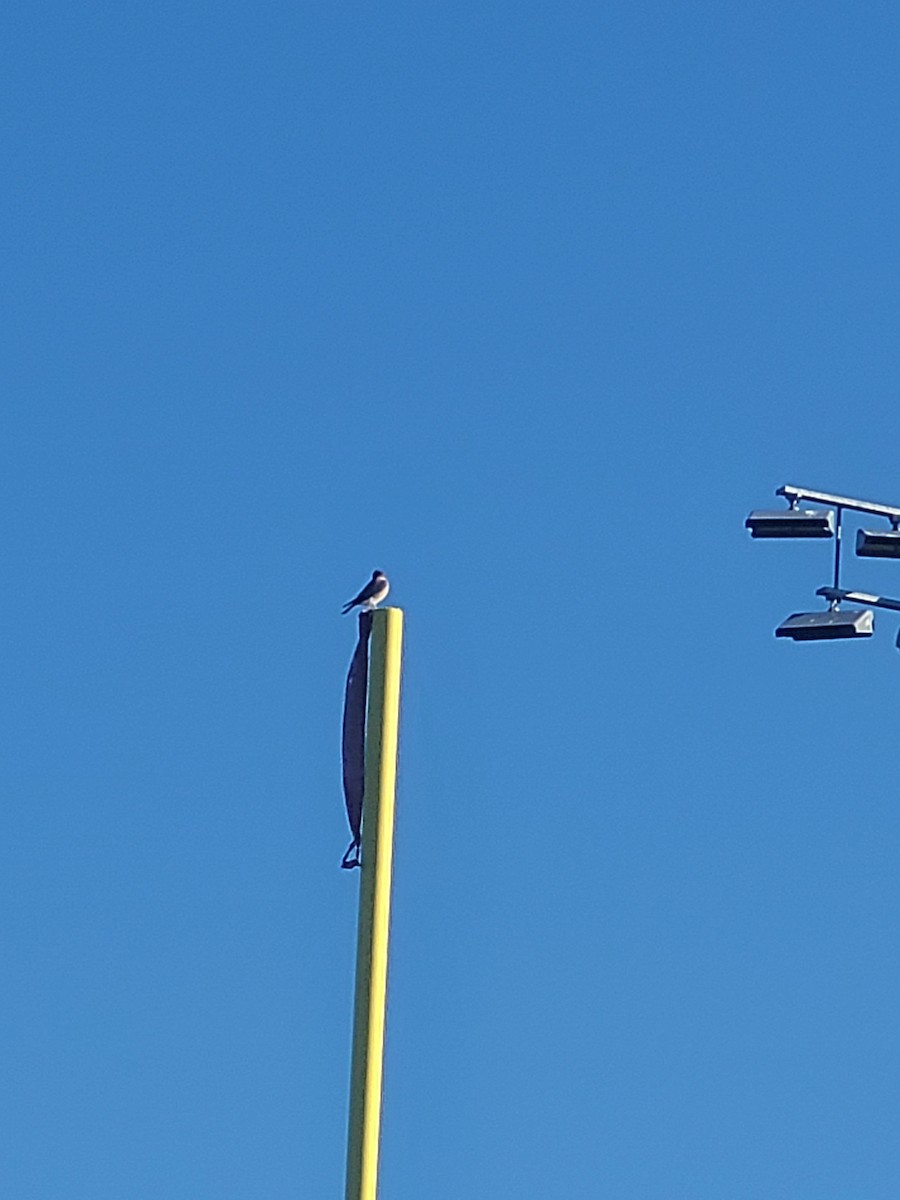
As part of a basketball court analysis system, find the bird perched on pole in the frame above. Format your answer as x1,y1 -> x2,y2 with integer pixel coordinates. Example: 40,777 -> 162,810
342,570 -> 390,614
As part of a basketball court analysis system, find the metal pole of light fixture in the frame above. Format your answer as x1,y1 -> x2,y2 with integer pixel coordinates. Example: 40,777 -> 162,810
832,506 -> 843,599
345,607 -> 404,1200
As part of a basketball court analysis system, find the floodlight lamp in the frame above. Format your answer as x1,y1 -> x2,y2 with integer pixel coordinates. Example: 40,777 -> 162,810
775,608 -> 874,641
745,509 -> 834,539
855,528 -> 900,559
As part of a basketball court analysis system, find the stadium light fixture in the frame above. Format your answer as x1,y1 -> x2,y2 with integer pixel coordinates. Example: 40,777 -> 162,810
775,608 -> 874,641
855,527 -> 900,559
747,485 -> 900,650
745,508 -> 834,539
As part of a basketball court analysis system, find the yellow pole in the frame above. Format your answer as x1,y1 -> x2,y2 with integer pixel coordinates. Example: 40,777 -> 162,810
345,607 -> 404,1200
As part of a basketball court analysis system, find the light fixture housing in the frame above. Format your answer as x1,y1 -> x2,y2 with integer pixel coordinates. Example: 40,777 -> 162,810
746,509 -> 834,539
855,528 -> 900,559
775,609 -> 874,641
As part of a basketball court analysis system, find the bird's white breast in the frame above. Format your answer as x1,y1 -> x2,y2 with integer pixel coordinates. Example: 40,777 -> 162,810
363,578 -> 390,608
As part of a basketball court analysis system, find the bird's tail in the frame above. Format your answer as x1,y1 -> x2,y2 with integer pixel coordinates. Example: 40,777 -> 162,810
341,600 -> 356,615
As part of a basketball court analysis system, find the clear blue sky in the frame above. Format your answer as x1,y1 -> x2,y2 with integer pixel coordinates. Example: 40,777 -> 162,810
3,3 -> 900,1196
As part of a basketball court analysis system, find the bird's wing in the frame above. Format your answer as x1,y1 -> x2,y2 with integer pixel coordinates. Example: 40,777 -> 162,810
354,578 -> 380,604
343,580 -> 374,608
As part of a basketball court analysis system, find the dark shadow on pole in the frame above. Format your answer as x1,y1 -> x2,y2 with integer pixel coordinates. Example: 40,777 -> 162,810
341,611 -> 373,869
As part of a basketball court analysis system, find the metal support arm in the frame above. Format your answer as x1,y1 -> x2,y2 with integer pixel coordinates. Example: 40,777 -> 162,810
778,485 -> 900,522
816,586 -> 900,614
